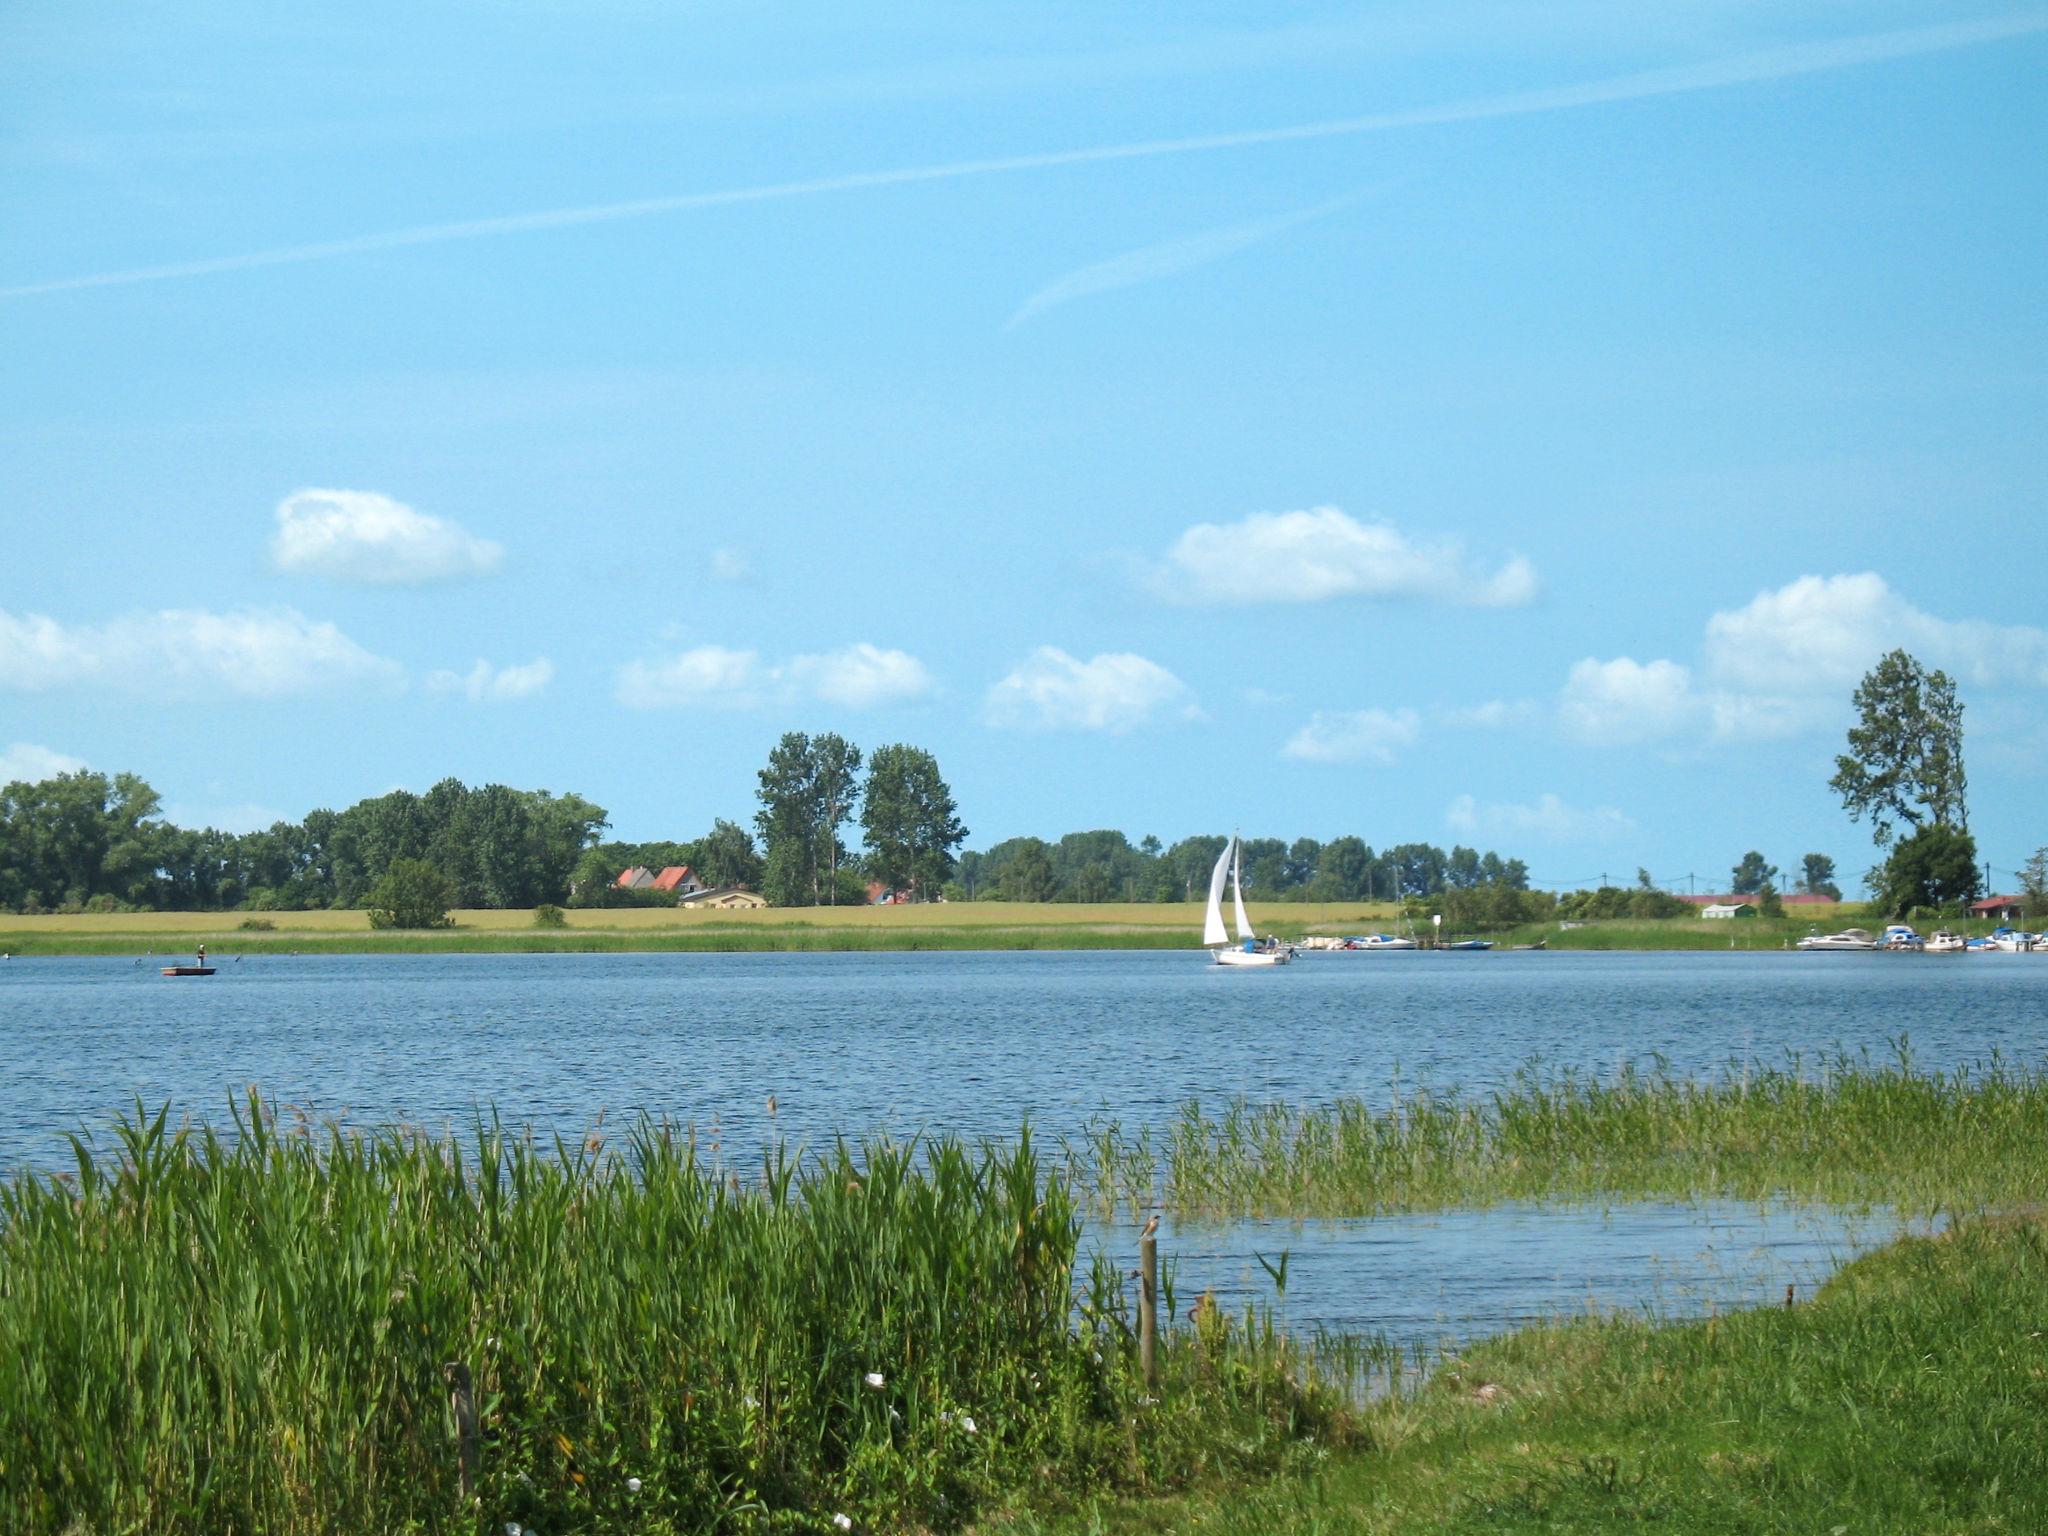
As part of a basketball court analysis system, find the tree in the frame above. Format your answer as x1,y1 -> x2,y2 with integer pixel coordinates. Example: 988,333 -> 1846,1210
1872,825 -> 1979,916
1830,649 -> 1968,848
754,732 -> 863,906
860,745 -> 967,900
997,839 -> 1057,902
1756,880 -> 1785,918
2016,846 -> 2048,918
695,818 -> 764,891
1796,853 -> 1841,901
365,858 -> 455,929
1730,851 -> 1777,896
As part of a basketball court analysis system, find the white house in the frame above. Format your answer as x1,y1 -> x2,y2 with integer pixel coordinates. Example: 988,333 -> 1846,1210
1700,901 -> 1755,919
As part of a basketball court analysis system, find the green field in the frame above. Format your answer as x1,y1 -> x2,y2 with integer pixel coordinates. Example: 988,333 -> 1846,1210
0,901 -> 1921,955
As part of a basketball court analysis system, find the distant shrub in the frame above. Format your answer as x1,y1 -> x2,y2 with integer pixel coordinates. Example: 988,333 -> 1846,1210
83,894 -> 124,915
568,885 -> 677,910
533,904 -> 567,929
365,859 -> 455,930
238,917 -> 277,932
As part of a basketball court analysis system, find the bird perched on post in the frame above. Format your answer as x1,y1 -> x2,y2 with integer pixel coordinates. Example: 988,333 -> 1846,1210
1140,1211 -> 1159,1240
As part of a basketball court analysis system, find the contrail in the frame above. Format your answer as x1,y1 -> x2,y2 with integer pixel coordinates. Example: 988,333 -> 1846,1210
6,14 -> 2042,300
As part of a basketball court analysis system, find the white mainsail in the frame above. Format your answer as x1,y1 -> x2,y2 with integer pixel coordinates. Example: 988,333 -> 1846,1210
1231,836 -> 1253,942
1202,837 -> 1233,946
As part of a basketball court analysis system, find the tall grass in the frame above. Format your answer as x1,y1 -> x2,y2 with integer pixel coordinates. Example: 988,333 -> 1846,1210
0,1100 -> 1348,1535
1084,1048 -> 2048,1219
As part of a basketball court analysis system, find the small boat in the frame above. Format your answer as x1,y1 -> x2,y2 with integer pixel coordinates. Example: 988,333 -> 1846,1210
1925,930 -> 1965,954
1988,928 -> 2036,953
1795,928 -> 1878,952
1203,835 -> 1291,967
160,965 -> 216,977
1879,924 -> 1923,951
1440,939 -> 1494,951
1352,933 -> 1418,951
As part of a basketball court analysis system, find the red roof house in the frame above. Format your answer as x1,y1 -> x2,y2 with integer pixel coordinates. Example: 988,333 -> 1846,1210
650,865 -> 707,895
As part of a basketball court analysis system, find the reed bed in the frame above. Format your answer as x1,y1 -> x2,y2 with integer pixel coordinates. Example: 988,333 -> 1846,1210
0,1100 -> 1348,1535
1083,1048 -> 2048,1219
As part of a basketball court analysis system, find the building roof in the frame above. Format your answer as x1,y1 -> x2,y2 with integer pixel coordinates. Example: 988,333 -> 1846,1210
650,865 -> 698,891
1970,895 -> 2024,914
614,865 -> 652,888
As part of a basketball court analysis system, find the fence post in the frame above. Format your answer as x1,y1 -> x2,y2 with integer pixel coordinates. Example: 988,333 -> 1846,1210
446,1360 -> 479,1500
1138,1211 -> 1160,1391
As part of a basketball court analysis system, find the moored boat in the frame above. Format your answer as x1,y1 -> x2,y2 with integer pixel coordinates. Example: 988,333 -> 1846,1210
1795,928 -> 1878,952
1925,930 -> 1965,954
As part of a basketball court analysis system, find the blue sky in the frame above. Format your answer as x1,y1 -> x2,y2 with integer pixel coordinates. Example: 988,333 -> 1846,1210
3,2 -> 2043,892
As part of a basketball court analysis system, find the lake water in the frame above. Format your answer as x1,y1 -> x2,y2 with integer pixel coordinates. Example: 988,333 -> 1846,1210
3,948 -> 2038,1351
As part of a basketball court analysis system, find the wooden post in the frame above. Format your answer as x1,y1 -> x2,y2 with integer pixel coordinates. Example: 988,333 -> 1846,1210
1138,1212 -> 1160,1391
446,1361 -> 479,1499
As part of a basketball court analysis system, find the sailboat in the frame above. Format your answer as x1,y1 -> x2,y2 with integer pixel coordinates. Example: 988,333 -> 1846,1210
1204,835 -> 1292,967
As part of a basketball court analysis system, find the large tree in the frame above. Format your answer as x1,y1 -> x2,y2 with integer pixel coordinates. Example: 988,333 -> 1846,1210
1829,649 -> 1967,848
1797,853 -> 1842,901
859,745 -> 967,901
1730,851 -> 1778,896
754,732 -> 863,906
1873,824 -> 1979,916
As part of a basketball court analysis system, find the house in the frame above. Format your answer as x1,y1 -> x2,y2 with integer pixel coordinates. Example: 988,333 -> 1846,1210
650,865 -> 707,896
1700,902 -> 1755,919
614,866 -> 656,889
1970,895 -> 2027,922
682,887 -> 767,909
864,880 -> 910,905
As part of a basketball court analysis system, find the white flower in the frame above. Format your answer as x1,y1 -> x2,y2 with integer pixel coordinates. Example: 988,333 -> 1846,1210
833,1515 -> 853,1531
625,1476 -> 642,1494
504,1525 -> 522,1536
960,1415 -> 978,1434
863,1371 -> 885,1389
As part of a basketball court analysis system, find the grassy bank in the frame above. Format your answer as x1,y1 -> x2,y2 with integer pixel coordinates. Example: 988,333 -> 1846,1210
0,1103 -> 1346,1536
988,1211 -> 2048,1534
1083,1052 -> 2048,1219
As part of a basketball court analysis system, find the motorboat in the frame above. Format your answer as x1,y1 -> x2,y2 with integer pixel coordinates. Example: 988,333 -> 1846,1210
1988,928 -> 2036,953
1879,924 -> 1923,951
1203,835 -> 1291,967
1925,930 -> 1965,954
1795,928 -> 1878,952
1351,933 -> 1418,950
1441,939 -> 1494,951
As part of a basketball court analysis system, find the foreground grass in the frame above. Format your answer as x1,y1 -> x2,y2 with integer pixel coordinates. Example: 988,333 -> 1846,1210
987,1211 -> 2048,1534
1085,1051 -> 2048,1219
0,1103 -> 1346,1536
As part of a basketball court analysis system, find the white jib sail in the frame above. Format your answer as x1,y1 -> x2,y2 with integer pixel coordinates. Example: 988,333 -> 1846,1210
1203,837 -> 1232,946
1231,837 -> 1252,943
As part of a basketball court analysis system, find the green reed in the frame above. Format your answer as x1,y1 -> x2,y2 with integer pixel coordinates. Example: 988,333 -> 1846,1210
0,1099 -> 1347,1535
1084,1046 -> 2048,1219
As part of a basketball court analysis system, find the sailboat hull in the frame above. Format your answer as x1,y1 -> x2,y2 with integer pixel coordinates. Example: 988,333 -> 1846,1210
1214,948 -> 1290,967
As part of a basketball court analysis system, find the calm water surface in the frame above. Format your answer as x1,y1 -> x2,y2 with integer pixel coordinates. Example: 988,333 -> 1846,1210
3,948 -> 2037,1348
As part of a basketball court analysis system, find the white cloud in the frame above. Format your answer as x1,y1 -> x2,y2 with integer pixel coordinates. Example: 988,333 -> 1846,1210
1155,506 -> 1537,607
1558,657 -> 1700,746
1281,707 -> 1420,765
0,606 -> 402,698
1436,698 -> 1538,730
788,643 -> 933,708
618,641 -> 933,710
0,742 -> 87,784
271,488 -> 504,585
711,546 -> 751,583
427,657 -> 555,702
985,647 -> 1197,732
1446,792 -> 1636,844
616,645 -> 766,710
1703,572 -> 2048,694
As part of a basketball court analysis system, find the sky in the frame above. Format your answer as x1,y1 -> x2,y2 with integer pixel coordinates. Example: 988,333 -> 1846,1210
2,1 -> 2044,893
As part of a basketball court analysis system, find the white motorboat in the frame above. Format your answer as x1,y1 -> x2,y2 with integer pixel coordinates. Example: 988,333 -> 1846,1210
1203,835 -> 1291,967
1352,933 -> 1418,950
1925,930 -> 1965,954
1795,928 -> 1878,952
1879,924 -> 1923,951
1989,928 -> 2036,953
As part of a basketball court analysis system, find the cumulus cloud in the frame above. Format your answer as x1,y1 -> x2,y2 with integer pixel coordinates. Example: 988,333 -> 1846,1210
617,646 -> 767,710
0,606 -> 402,698
0,742 -> 87,784
271,488 -> 505,585
618,641 -> 933,711
1446,792 -> 1636,844
788,643 -> 933,708
1558,657 -> 1700,746
984,647 -> 1197,732
427,657 -> 555,702
1155,506 -> 1537,607
1281,707 -> 1420,764
1703,572 -> 2048,693
1558,573 -> 2048,750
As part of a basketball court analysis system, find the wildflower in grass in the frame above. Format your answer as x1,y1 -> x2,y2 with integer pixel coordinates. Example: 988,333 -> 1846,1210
833,1514 -> 853,1531
625,1476 -> 642,1493
864,1371 -> 885,1389
961,1414 -> 978,1434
